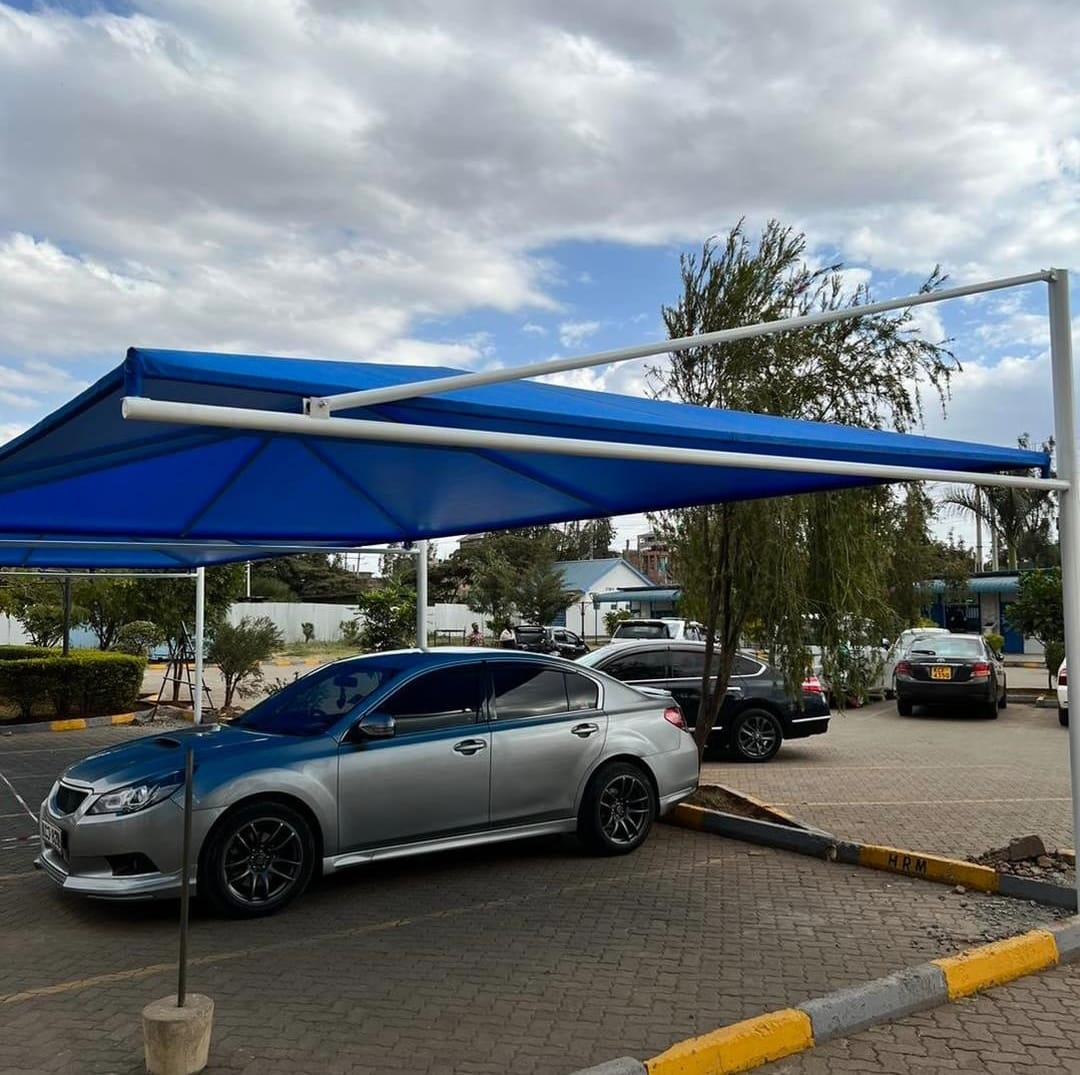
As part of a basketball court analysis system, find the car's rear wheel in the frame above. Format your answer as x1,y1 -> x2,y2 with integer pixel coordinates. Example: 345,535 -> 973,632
998,682 -> 1008,709
1060,706 -> 1069,727
731,708 -> 783,762
983,699 -> 999,719
200,800 -> 316,918
897,697 -> 913,716
578,761 -> 656,855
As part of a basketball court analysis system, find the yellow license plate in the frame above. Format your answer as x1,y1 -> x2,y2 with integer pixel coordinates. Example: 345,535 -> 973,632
930,666 -> 952,680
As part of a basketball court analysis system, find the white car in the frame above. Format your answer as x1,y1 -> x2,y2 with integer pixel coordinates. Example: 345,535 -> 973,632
1058,658 -> 1068,726
610,618 -> 705,642
879,627 -> 951,698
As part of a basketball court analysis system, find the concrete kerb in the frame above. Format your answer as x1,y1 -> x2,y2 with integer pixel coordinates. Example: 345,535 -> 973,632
569,918 -> 1080,1075
0,708 -> 153,735
665,803 -> 1079,910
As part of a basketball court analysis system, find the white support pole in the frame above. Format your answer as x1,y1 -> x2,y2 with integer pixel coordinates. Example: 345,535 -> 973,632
307,270 -> 1052,414
1048,269 -> 1080,912
193,566 -> 206,726
122,397 -> 1065,494
415,539 -> 428,650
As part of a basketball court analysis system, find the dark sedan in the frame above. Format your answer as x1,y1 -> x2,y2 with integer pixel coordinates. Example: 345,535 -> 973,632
579,641 -> 830,761
894,633 -> 1007,718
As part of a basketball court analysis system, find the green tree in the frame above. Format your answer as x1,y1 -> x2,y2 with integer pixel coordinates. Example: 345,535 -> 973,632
940,437 -> 1056,571
73,577 -> 135,650
0,577 -> 84,649
551,519 -> 615,560
208,617 -> 284,708
251,553 -> 368,602
516,560 -> 574,625
651,220 -> 956,754
1006,568 -> 1063,686
882,485 -> 939,630
128,565 -> 246,701
352,580 -> 417,651
466,551 -> 518,633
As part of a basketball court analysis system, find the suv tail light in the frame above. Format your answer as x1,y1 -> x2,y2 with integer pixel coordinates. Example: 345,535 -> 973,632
895,660 -> 912,676
663,706 -> 688,731
971,661 -> 990,677
1060,667 -> 1068,687
801,675 -> 824,694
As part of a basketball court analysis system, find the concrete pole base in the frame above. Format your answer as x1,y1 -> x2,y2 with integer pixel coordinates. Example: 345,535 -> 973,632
142,994 -> 214,1075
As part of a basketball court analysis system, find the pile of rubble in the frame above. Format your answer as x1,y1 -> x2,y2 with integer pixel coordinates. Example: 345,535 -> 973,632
968,834 -> 1075,887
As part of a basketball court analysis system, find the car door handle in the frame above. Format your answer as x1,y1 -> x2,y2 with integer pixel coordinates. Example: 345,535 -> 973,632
571,722 -> 600,738
453,739 -> 487,755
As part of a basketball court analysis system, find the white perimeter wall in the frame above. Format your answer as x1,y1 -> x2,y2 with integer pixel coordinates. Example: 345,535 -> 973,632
227,601 -> 479,642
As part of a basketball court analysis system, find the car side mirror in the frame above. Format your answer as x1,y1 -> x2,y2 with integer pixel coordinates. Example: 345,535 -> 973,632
354,711 -> 395,741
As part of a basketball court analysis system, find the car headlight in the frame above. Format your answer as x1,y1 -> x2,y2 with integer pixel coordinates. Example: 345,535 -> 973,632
88,773 -> 184,815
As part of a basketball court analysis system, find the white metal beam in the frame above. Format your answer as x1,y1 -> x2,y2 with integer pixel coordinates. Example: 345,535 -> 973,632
122,396 -> 1064,493
193,566 -> 205,726
307,270 -> 1052,415
1048,268 -> 1079,912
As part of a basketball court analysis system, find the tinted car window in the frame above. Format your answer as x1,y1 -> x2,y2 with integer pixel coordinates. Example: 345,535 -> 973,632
492,663 -> 569,719
603,650 -> 669,680
732,654 -> 762,677
613,622 -> 669,639
381,665 -> 482,733
670,648 -> 706,678
909,637 -> 985,659
236,660 -> 400,736
565,671 -> 599,711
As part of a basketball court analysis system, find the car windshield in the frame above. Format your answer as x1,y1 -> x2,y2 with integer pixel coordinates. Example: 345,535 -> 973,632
613,623 -> 668,639
234,660 -> 401,736
908,637 -> 985,659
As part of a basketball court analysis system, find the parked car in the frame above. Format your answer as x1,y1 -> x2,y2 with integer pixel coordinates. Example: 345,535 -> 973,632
877,627 -> 951,698
611,618 -> 705,642
35,650 -> 698,916
1058,657 -> 1068,726
545,626 -> 589,659
512,624 -> 555,653
578,640 -> 830,762
894,633 -> 1007,718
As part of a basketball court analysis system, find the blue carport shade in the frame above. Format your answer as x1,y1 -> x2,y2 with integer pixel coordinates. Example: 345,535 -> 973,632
0,347 -> 1050,568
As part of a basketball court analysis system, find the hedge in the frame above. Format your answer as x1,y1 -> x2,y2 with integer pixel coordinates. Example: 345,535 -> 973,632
0,645 -> 56,662
0,651 -> 147,721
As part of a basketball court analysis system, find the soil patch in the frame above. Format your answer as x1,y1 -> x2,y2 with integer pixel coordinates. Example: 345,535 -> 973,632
688,784 -> 801,827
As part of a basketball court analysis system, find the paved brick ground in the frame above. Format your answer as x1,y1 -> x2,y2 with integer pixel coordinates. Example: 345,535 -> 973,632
0,725 -> 1067,1074
703,699 -> 1072,858
760,961 -> 1080,1075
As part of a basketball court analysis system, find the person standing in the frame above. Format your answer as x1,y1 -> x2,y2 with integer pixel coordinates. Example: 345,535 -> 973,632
467,623 -> 484,647
499,626 -> 516,649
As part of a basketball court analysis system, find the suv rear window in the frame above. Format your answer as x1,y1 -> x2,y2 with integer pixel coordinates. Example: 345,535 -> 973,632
612,622 -> 668,639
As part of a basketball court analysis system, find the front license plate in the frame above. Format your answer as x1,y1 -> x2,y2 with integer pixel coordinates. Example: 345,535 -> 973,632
930,666 -> 952,681
40,817 -> 64,856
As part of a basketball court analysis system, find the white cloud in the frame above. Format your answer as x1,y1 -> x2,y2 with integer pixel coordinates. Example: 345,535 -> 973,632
558,320 -> 601,349
522,322 -> 547,336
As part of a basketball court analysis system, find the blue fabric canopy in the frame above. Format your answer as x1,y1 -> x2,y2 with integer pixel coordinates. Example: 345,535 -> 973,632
0,347 -> 1050,568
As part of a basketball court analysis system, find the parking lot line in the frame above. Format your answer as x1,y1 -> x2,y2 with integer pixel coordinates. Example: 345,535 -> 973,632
0,771 -> 36,822
1,852 -> 728,1007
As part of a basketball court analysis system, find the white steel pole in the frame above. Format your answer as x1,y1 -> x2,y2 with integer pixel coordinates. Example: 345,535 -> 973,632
415,540 -> 428,650
193,566 -> 206,726
122,397 -> 1065,493
308,270 -> 1051,414
1047,268 -> 1080,912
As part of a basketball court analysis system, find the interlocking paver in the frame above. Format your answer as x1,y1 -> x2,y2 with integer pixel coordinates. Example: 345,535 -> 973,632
703,699 -> 1072,857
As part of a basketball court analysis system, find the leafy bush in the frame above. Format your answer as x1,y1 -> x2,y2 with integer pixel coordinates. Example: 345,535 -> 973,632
1047,640 -> 1066,681
339,618 -> 362,646
208,617 -> 284,708
301,622 -> 315,643
604,608 -> 632,636
0,652 -> 146,721
0,645 -> 55,661
352,582 -> 416,652
113,621 -> 166,657
984,632 -> 1005,656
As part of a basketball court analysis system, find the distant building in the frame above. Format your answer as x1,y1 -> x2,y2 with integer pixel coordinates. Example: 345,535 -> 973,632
623,531 -> 673,585
921,571 -> 1040,655
553,557 -> 653,636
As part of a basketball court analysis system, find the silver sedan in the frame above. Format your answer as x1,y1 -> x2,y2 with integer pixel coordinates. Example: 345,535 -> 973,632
36,649 -> 699,916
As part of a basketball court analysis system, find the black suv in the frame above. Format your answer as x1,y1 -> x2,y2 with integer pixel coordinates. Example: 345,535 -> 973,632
579,640 -> 831,761
512,625 -> 555,653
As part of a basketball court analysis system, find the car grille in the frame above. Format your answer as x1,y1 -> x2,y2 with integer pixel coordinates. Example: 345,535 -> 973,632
54,782 -> 90,815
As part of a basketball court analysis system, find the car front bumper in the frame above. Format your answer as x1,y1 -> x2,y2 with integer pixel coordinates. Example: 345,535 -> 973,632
35,791 -> 223,901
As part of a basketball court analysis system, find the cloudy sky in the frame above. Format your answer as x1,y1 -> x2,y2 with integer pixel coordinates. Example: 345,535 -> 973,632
2,0 -> 1078,555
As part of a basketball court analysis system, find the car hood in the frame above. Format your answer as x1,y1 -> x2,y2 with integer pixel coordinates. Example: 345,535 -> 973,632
62,724 -> 280,792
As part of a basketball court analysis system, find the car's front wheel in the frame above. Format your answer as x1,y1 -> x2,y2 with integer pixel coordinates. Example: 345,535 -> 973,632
578,761 -> 656,855
731,708 -> 783,762
200,800 -> 316,918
